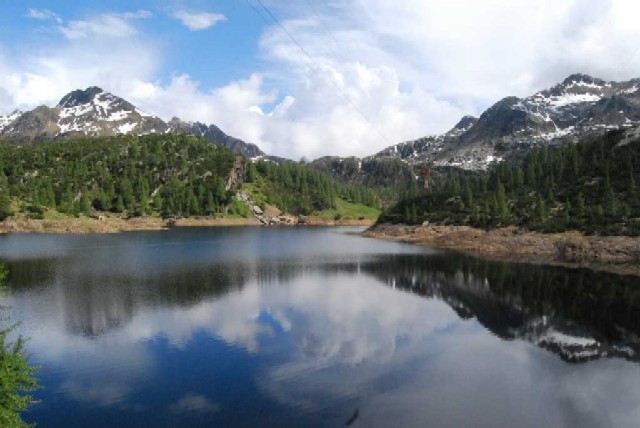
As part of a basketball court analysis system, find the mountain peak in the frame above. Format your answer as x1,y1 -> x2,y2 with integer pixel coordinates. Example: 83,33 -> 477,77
57,86 -> 105,108
453,115 -> 478,130
0,85 -> 266,158
559,73 -> 606,89
369,73 -> 640,171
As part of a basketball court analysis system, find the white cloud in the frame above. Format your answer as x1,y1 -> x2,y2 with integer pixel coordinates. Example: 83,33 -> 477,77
173,11 -> 226,31
27,8 -> 62,24
0,38 -> 158,111
58,10 -> 152,39
231,0 -> 640,158
5,1 -> 640,159
125,64 -> 464,159
137,0 -> 640,159
170,393 -> 220,414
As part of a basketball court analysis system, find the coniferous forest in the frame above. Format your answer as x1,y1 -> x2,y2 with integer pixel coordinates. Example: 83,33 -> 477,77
3,129 -> 640,234
251,160 -> 379,215
0,134 -> 380,220
380,130 -> 640,236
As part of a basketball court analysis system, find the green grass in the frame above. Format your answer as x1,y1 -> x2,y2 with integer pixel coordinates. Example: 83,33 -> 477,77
315,198 -> 381,220
41,209 -> 73,220
241,182 -> 381,220
241,181 -> 268,208
226,197 -> 251,218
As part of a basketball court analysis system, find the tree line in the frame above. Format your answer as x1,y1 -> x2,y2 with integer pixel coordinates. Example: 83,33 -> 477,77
0,134 -> 380,220
251,160 -> 379,216
381,129 -> 640,235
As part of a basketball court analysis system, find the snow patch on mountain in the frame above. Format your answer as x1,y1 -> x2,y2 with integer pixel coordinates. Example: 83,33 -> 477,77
0,110 -> 22,132
370,73 -> 640,171
117,122 -> 137,134
543,92 -> 602,108
564,80 -> 607,90
538,330 -> 598,347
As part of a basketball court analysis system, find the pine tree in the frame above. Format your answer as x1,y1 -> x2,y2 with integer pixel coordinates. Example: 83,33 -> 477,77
575,192 -> 585,217
114,195 -> 125,213
0,265 -> 40,428
0,191 -> 11,221
78,194 -> 92,215
139,193 -> 150,215
410,203 -> 418,224
464,181 -> 474,206
153,191 -> 163,212
535,193 -> 546,223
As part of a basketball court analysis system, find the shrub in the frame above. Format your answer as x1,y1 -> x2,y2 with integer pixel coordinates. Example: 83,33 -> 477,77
0,266 -> 40,427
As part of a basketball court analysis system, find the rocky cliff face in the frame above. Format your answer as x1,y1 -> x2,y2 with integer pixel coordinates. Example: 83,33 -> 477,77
0,87 -> 265,158
309,156 -> 415,189
371,74 -> 640,170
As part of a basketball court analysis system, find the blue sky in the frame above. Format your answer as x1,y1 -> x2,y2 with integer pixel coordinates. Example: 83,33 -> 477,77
1,1 -> 640,159
0,0 -> 269,90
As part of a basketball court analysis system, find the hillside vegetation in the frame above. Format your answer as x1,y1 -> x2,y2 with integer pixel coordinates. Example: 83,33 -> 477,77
0,134 -> 380,221
380,130 -> 640,236
246,160 -> 379,217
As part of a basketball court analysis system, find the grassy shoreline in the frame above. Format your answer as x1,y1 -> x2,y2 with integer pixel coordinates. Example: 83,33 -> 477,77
363,223 -> 640,276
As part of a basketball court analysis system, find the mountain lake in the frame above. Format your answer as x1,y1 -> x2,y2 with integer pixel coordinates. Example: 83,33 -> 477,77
2,226 -> 640,427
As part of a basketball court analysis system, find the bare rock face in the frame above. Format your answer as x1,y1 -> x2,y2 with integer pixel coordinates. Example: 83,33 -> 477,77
167,117 -> 265,159
224,157 -> 247,191
0,87 -> 266,158
1,106 -> 61,142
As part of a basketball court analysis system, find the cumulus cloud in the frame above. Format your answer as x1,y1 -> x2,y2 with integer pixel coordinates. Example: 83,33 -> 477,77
126,63 -> 464,158
173,11 -> 226,31
232,0 -> 640,158
0,9 -> 158,111
5,1 -> 640,159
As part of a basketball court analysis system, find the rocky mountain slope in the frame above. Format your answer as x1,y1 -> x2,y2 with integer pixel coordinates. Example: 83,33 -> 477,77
0,87 -> 265,158
372,73 -> 640,170
309,156 -> 415,189
3,74 -> 639,174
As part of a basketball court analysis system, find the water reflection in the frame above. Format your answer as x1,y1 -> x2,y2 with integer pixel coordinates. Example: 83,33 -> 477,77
366,254 -> 640,363
2,228 -> 640,427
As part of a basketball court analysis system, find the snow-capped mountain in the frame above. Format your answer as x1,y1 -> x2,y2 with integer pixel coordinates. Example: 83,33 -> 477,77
371,73 -> 640,170
0,87 -> 265,158
2,74 -> 639,170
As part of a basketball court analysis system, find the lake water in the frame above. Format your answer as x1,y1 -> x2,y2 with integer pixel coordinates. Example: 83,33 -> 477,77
2,226 -> 640,427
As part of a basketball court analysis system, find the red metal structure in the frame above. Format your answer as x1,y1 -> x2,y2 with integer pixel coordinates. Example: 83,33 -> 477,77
421,168 -> 431,193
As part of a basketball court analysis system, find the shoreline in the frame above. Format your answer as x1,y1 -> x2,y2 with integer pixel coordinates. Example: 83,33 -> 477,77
363,224 -> 640,277
0,215 -> 374,234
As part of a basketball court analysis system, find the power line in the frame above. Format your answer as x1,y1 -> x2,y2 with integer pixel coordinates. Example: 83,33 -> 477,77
301,0 -> 349,64
246,0 -> 393,147
245,0 -> 270,25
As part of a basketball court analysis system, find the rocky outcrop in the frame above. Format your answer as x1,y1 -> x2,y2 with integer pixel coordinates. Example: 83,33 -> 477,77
224,157 -> 246,191
235,190 -> 300,225
364,224 -> 640,275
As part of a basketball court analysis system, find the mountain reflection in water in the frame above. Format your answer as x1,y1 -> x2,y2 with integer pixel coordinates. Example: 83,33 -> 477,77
2,227 -> 640,427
